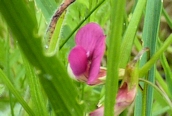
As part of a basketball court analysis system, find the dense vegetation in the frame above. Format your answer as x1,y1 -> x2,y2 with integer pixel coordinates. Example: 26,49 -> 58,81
0,0 -> 172,116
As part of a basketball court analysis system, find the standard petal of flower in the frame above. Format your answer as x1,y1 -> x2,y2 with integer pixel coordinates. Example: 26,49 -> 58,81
75,22 -> 106,58
68,46 -> 88,76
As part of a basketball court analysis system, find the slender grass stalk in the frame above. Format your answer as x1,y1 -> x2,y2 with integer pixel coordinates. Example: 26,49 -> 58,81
134,88 -> 143,116
153,107 -> 170,116
158,39 -> 172,97
139,34 -> 172,76
134,36 -> 142,51
140,1 -> 162,115
9,92 -> 14,116
59,0 -> 105,50
162,7 -> 172,29
46,0 -> 75,43
0,69 -> 35,116
23,56 -> 48,116
134,31 -> 143,116
47,12 -> 66,55
119,0 -> 146,68
155,71 -> 170,98
104,0 -> 125,115
5,32 -> 14,116
139,78 -> 172,111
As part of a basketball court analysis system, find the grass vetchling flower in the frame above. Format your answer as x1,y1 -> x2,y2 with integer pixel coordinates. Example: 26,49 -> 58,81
68,22 -> 106,85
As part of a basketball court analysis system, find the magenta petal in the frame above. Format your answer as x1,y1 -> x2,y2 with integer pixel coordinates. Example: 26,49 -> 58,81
75,23 -> 106,84
89,107 -> 104,116
75,23 -> 106,58
88,67 -> 106,85
87,42 -> 105,84
89,83 -> 137,116
68,46 -> 88,76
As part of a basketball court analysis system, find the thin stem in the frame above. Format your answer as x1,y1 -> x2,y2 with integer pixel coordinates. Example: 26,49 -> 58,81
162,7 -> 172,29
139,78 -> 172,111
6,30 -> 14,116
0,69 -> 35,116
119,0 -> 146,68
139,34 -> 172,77
104,0 -> 125,115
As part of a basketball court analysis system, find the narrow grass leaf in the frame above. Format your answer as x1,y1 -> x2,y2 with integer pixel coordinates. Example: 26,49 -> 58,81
140,1 -> 162,116
139,78 -> 172,111
47,12 -> 66,55
162,7 -> 172,29
155,71 -> 170,98
153,106 -> 170,116
0,69 -> 35,116
105,0 -> 126,116
139,34 -> 172,77
23,56 -> 48,116
5,33 -> 15,116
39,75 -> 71,115
119,0 -> 146,68
134,89 -> 143,116
159,48 -> 172,97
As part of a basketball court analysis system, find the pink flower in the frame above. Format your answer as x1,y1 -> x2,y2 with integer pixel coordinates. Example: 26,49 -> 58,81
68,23 -> 106,85
89,54 -> 141,116
89,82 -> 137,116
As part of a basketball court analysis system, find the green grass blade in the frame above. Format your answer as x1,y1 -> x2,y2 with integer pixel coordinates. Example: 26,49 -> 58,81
47,12 -> 66,55
119,0 -> 146,68
162,7 -> 172,29
134,89 -> 143,116
5,34 -> 14,116
39,75 -> 71,115
139,34 -> 172,77
23,56 -> 48,116
155,70 -> 172,100
0,0 -> 84,115
160,49 -> 172,97
153,107 -> 170,116
0,69 -> 35,115
140,0 -> 162,116
104,0 -> 126,115
139,78 -> 172,111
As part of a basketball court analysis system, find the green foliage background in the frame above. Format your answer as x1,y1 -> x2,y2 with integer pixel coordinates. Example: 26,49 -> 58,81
0,0 -> 172,116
